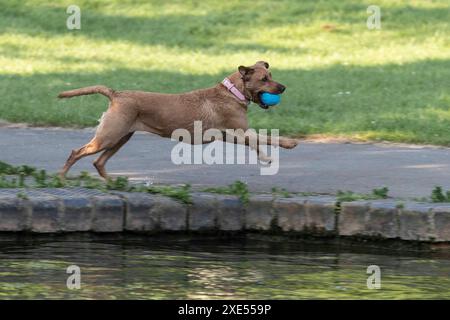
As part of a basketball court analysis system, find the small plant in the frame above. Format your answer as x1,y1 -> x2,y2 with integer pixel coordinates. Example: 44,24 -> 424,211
203,180 -> 250,204
298,192 -> 317,197
336,187 -> 390,202
33,169 -> 48,188
372,186 -> 389,199
0,161 -> 16,175
431,186 -> 450,203
395,201 -> 405,209
18,173 -> 26,188
0,175 -> 17,188
271,187 -> 291,198
147,184 -> 192,204
75,171 -> 104,189
16,165 -> 36,176
16,191 -> 28,200
336,190 -> 362,202
0,162 -> 38,176
49,174 -> 66,188
106,176 -> 130,191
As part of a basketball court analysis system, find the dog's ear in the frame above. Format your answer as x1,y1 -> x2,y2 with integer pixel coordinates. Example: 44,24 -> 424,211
238,65 -> 254,76
256,61 -> 269,69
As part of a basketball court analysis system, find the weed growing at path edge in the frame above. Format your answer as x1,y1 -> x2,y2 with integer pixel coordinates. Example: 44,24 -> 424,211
336,187 -> 390,202
202,181 -> 250,204
3,160 -> 450,204
430,186 -> 450,203
0,160 -> 193,204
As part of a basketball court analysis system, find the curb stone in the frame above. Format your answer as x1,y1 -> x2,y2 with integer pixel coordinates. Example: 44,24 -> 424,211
398,203 -> 434,241
339,201 -> 370,236
62,197 -> 92,232
433,206 -> 450,241
188,193 -> 219,231
305,197 -> 336,234
246,194 -> 275,231
215,195 -> 245,231
273,197 -> 308,232
120,192 -> 158,231
153,196 -> 187,231
341,200 -> 400,239
0,188 -> 449,243
30,196 -> 61,233
0,197 -> 29,231
365,201 -> 399,239
91,195 -> 124,232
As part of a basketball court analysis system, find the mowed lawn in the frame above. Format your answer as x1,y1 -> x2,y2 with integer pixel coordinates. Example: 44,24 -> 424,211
1,0 -> 450,144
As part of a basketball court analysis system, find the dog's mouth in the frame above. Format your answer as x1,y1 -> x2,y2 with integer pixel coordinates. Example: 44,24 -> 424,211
254,92 -> 270,109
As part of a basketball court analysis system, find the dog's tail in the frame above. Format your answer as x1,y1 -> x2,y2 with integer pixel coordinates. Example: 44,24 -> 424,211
57,85 -> 115,101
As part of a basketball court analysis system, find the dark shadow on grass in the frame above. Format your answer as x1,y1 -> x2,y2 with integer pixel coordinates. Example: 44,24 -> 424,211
1,59 -> 450,144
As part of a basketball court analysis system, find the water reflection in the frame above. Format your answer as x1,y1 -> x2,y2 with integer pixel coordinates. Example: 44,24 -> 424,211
0,235 -> 449,299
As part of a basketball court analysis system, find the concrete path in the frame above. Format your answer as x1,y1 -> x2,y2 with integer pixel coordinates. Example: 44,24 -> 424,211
1,127 -> 450,199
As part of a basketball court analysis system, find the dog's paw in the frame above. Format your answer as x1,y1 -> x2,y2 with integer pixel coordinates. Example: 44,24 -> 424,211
281,139 -> 299,149
258,155 -> 273,165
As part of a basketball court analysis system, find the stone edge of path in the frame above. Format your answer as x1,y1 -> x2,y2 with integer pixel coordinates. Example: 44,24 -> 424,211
0,188 -> 449,243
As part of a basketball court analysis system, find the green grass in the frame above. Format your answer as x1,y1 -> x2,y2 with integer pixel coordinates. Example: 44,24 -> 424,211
202,180 -> 250,204
430,186 -> 450,203
336,187 -> 389,202
0,160 -> 193,203
1,0 -> 450,145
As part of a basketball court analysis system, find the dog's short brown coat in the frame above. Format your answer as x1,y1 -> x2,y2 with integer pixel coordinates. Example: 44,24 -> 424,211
58,61 -> 298,178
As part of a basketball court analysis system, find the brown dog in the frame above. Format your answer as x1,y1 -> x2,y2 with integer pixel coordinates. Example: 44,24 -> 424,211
58,61 -> 298,179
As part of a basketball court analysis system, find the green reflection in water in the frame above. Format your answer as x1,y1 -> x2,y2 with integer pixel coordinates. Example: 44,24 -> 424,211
0,236 -> 449,299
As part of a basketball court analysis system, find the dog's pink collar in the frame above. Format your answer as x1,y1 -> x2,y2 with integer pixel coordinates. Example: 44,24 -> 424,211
221,78 -> 249,105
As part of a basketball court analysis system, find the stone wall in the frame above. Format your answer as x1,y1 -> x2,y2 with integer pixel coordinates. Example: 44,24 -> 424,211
0,188 -> 449,242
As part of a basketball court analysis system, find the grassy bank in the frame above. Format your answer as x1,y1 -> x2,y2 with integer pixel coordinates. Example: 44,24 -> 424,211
0,0 -> 449,144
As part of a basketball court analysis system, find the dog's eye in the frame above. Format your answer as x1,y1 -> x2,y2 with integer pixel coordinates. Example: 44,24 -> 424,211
261,77 -> 268,82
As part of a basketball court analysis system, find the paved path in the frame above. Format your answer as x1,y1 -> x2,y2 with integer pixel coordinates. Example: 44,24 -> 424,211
1,127 -> 450,199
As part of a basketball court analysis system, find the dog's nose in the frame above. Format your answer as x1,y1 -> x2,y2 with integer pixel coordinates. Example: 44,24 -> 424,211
278,84 -> 286,93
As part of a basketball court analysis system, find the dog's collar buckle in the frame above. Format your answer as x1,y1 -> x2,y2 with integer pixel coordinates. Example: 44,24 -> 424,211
221,78 -> 249,105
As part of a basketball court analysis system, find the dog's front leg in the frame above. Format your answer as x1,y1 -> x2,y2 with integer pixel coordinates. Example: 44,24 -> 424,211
223,129 -> 279,163
227,129 -> 298,148
257,134 -> 299,149
280,137 -> 299,149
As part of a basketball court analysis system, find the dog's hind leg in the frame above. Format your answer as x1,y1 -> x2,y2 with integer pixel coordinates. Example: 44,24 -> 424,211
60,108 -> 136,178
93,132 -> 134,179
59,137 -> 106,178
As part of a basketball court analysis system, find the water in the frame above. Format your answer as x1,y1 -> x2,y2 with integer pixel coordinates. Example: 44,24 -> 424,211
0,235 -> 449,299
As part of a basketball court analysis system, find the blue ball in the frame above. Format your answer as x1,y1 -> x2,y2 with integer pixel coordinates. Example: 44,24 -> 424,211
260,92 -> 281,106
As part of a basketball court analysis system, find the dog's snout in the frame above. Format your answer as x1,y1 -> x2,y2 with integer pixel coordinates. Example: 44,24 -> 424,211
278,84 -> 286,93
